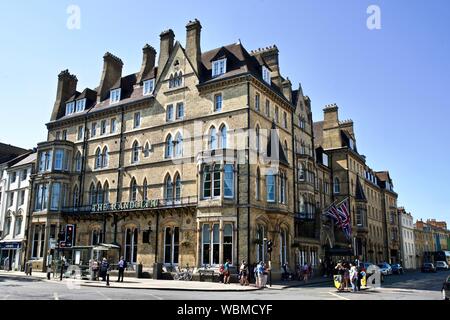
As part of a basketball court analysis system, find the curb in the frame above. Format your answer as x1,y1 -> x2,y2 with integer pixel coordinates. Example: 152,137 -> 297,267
79,283 -> 262,292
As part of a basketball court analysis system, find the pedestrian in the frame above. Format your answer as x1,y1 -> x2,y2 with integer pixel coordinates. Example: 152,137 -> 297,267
117,256 -> 126,282
100,258 -> 109,282
343,262 -> 350,291
350,264 -> 358,292
255,262 -> 263,288
239,260 -> 249,286
92,259 -> 99,281
223,259 -> 231,284
302,263 -> 309,283
357,266 -> 363,291
261,263 -> 268,288
218,264 -> 225,283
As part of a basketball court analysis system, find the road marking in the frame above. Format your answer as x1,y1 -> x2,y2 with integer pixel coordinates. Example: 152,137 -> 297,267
140,292 -> 164,300
95,290 -> 112,300
53,292 -> 59,300
328,291 -> 351,300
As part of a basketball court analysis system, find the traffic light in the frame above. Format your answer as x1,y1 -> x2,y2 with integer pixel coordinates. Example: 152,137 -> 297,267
65,225 -> 75,248
267,240 -> 273,253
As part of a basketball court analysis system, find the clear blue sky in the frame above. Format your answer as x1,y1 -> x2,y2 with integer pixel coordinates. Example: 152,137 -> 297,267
0,0 -> 449,224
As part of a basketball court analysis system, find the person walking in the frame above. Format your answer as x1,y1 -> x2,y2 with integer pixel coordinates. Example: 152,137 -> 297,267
255,262 -> 263,288
302,263 -> 309,283
92,259 -> 99,281
261,263 -> 268,288
350,264 -> 358,292
223,259 -> 231,284
117,256 -> 126,282
218,264 -> 225,283
100,258 -> 109,282
239,260 -> 249,286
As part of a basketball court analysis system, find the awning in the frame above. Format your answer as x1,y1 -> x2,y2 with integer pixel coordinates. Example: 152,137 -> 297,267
93,244 -> 120,251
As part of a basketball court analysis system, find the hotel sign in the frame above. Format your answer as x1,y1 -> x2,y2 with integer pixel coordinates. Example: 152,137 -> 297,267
91,200 -> 160,213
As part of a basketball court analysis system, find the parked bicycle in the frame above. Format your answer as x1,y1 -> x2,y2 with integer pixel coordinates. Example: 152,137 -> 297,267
174,264 -> 193,281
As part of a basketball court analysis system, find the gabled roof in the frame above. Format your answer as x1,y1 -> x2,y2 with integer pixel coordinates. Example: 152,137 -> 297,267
0,143 -> 29,165
10,152 -> 37,169
313,121 -> 324,147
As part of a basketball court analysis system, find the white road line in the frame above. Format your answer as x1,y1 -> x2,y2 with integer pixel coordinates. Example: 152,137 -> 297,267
328,291 -> 351,300
53,292 -> 59,300
140,292 -> 164,300
96,290 -> 112,300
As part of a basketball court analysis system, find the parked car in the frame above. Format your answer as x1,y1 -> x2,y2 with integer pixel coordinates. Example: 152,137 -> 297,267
377,262 -> 393,275
435,261 -> 449,271
443,276 -> 450,300
421,263 -> 437,273
391,264 -> 404,275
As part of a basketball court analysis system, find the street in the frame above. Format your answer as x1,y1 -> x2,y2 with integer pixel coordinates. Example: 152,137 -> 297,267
0,270 -> 448,300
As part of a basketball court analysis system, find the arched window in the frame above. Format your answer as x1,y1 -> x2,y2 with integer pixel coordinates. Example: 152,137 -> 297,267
132,141 -> 140,164
165,135 -> 173,159
103,181 -> 109,204
175,133 -> 183,157
102,146 -> 109,168
334,177 -> 341,194
143,178 -> 148,201
299,195 -> 306,214
74,152 -> 82,172
174,174 -> 181,201
89,183 -> 96,205
175,72 -> 183,87
95,147 -> 102,169
144,142 -> 151,158
266,173 -> 275,202
14,216 -> 23,236
219,125 -> 227,149
73,186 -> 79,207
164,227 -> 180,265
256,225 -> 267,263
165,175 -> 173,201
130,178 -> 138,202
209,127 -> 217,150
256,126 -> 260,152
96,182 -> 103,204
124,228 -> 138,264
256,168 -> 261,200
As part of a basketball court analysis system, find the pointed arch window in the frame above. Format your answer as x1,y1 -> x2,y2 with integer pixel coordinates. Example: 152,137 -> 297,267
103,181 -> 110,204
89,183 -> 97,205
209,127 -> 217,150
96,182 -> 103,204
165,135 -> 173,159
256,125 -> 261,152
165,175 -> 173,201
95,148 -> 102,169
174,174 -> 181,201
102,146 -> 109,168
144,142 -> 151,158
175,133 -> 183,157
219,125 -> 227,149
143,178 -> 148,201
132,141 -> 140,164
73,186 -> 79,207
130,178 -> 138,202
74,152 -> 82,172
334,177 -> 341,195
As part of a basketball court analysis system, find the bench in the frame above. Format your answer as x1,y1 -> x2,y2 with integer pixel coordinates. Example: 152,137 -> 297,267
198,270 -> 215,282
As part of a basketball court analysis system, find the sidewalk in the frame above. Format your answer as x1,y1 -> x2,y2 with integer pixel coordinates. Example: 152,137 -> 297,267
0,271 -> 259,292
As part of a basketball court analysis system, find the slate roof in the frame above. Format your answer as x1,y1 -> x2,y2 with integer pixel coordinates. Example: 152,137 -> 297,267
0,143 -> 29,164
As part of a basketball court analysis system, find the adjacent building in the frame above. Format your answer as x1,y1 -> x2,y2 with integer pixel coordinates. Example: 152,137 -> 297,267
399,207 -> 416,269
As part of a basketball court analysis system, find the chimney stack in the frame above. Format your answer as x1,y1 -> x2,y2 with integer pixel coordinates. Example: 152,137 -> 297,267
137,44 -> 157,83
157,29 -> 175,78
185,19 -> 202,74
323,104 -> 339,130
282,78 -> 292,103
251,45 -> 282,87
97,52 -> 123,102
51,70 -> 78,121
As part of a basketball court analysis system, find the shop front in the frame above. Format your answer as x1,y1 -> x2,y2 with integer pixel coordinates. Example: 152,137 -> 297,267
0,241 -> 23,271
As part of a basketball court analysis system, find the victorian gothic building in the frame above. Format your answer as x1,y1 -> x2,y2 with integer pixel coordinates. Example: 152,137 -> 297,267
25,19 -> 401,277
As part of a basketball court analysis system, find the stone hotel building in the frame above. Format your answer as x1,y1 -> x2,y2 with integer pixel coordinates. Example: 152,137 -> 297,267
25,19 -> 401,277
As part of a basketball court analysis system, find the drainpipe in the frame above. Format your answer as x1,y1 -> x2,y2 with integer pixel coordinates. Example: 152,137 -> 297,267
245,80 -> 250,265
114,106 -> 126,245
23,174 -> 35,271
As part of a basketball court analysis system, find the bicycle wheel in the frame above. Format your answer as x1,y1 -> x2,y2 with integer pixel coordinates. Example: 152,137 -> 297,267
186,273 -> 193,281
174,273 -> 180,280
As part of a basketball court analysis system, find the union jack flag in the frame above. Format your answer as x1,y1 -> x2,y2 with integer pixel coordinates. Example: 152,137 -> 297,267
324,198 -> 352,240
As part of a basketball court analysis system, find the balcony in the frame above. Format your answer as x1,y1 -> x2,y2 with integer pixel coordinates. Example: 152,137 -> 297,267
61,196 -> 198,216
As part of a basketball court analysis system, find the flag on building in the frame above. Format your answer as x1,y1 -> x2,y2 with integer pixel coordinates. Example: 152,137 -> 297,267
323,198 -> 352,240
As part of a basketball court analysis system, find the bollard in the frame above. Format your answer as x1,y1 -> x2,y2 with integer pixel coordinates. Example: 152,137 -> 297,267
106,273 -> 110,286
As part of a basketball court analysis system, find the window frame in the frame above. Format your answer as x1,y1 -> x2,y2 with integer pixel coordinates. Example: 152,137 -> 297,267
212,59 -> 227,78
143,79 -> 155,96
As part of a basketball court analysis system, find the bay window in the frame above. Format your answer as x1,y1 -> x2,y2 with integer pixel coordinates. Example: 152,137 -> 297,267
50,183 -> 61,210
224,164 -> 234,198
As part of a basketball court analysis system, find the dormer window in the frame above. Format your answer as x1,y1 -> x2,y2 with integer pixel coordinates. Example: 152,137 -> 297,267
110,88 -> 121,104
76,99 -> 86,112
212,59 -> 226,77
349,139 -> 355,150
65,102 -> 75,116
143,79 -> 155,96
262,66 -> 271,85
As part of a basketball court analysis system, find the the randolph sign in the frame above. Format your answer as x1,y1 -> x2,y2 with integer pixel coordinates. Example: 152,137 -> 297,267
91,199 -> 160,213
